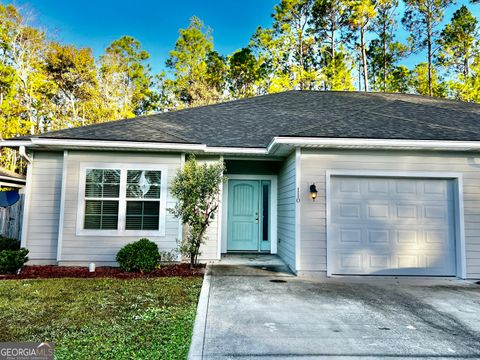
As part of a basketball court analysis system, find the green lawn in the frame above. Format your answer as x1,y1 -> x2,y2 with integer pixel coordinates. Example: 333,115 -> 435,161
0,277 -> 202,359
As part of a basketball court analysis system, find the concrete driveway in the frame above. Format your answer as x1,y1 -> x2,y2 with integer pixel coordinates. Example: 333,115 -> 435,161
189,257 -> 480,360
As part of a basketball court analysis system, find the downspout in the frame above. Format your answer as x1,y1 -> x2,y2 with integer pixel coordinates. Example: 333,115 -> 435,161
19,146 -> 32,164
19,146 -> 33,249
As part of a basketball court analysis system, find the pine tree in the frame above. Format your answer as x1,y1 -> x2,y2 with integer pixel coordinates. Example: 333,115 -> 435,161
402,0 -> 454,96
44,42 -> 98,126
99,36 -> 152,119
436,6 -> 478,79
311,0 -> 353,90
166,16 -> 218,107
228,48 -> 264,98
255,0 -> 318,91
346,0 -> 377,92
370,0 -> 407,92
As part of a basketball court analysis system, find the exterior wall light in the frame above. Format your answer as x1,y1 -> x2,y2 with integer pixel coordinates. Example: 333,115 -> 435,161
310,184 -> 318,201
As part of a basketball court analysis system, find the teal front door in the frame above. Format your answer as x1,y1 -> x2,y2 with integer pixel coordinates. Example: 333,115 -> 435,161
227,180 -> 271,252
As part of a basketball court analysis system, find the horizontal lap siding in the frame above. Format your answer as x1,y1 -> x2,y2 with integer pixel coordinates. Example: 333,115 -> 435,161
60,151 -> 182,263
300,149 -> 480,279
277,152 -> 296,270
26,152 -> 63,261
196,156 -> 222,261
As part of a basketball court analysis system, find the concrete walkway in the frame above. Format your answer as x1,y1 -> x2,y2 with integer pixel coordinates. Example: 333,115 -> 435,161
189,256 -> 480,359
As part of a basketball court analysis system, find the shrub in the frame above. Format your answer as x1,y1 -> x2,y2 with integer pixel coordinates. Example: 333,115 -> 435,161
116,238 -> 161,273
0,236 -> 21,251
169,157 -> 225,266
0,248 -> 29,274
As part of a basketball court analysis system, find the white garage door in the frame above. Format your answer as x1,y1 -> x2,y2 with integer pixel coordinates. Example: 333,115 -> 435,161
330,176 -> 456,276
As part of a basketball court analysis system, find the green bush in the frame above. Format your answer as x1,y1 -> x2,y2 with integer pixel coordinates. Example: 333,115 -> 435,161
0,236 -> 21,251
116,238 -> 161,273
0,248 -> 29,274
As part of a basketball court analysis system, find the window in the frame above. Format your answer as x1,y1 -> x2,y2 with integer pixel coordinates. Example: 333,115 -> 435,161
84,169 -> 120,229
262,182 -> 269,242
79,165 -> 166,235
125,170 -> 161,230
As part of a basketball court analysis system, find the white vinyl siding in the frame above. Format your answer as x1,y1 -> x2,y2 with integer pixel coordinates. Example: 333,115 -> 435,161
300,149 -> 480,279
277,151 -> 296,270
59,151 -> 181,264
25,152 -> 63,262
195,156 -> 222,261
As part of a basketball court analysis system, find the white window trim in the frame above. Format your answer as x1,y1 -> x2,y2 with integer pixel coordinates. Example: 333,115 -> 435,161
325,170 -> 466,279
76,162 -> 168,237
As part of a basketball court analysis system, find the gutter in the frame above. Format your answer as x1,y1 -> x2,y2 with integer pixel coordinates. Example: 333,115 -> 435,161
3,136 -> 480,157
0,175 -> 26,183
1,138 -> 268,154
267,137 -> 480,153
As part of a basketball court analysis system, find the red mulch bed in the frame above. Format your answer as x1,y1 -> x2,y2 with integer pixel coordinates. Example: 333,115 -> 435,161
0,264 -> 204,280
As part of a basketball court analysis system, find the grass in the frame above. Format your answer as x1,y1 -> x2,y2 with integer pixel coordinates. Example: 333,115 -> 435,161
0,277 -> 202,359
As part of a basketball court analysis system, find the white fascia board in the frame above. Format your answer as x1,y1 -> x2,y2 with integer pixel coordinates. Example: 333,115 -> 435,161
0,176 -> 26,184
1,138 -> 205,151
0,181 -> 25,188
204,146 -> 267,155
268,137 -> 480,152
0,140 -> 31,147
2,138 -> 267,155
7,136 -> 480,155
30,138 -> 206,151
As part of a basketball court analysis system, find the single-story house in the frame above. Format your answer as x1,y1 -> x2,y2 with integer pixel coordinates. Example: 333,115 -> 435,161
3,91 -> 480,279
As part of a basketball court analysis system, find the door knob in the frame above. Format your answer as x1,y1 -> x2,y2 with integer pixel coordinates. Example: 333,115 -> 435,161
255,212 -> 259,223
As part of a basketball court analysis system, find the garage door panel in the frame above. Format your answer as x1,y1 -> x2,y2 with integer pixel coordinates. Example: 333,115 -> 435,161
395,230 -> 419,245
369,255 -> 391,270
422,181 -> 448,196
424,230 -> 449,245
340,254 -> 363,270
332,179 -> 359,196
368,230 -> 390,244
367,179 -> 389,194
338,228 -> 362,244
337,203 -> 362,219
330,176 -> 456,276
396,204 -> 418,219
395,180 -> 418,194
367,204 -> 390,219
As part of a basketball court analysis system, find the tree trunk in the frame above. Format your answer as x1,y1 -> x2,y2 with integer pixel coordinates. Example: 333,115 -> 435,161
331,20 -> 335,60
298,27 -> 305,90
358,56 -> 362,91
464,48 -> 469,78
71,98 -> 77,124
361,27 -> 369,92
427,16 -> 433,97
383,19 -> 387,92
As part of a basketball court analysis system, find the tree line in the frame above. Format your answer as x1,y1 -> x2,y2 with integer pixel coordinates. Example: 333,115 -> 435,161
1,0 -> 479,170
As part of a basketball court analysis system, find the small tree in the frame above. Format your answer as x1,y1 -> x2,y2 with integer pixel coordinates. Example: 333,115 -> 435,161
169,157 -> 225,267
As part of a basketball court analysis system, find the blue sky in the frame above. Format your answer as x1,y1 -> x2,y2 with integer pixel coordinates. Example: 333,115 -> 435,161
7,0 -> 478,75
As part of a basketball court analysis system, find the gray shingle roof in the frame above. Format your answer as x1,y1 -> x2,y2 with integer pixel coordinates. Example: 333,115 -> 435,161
25,91 -> 480,148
